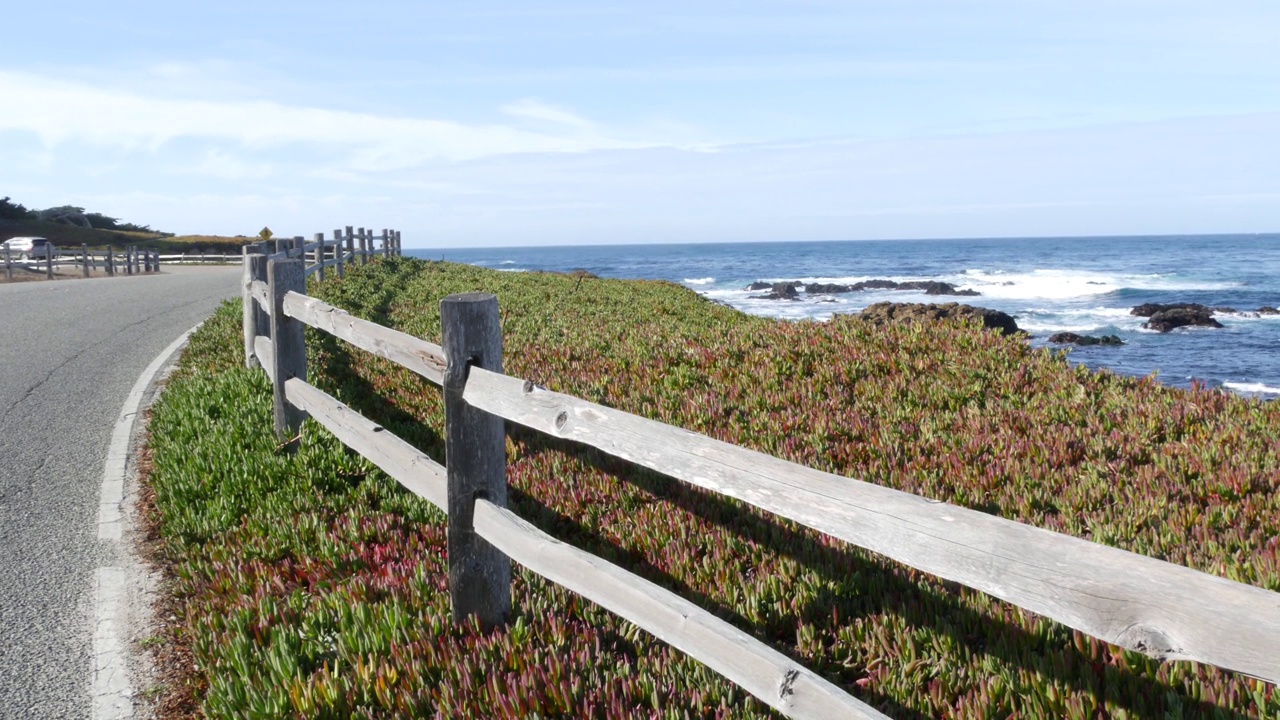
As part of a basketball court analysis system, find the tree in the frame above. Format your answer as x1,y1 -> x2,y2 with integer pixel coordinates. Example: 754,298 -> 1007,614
0,196 -> 37,220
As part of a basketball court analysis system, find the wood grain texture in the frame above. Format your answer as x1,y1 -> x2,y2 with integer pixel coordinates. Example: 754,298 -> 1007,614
254,336 -> 275,383
442,292 -> 510,629
268,258 -> 308,439
471,498 -> 885,719
334,229 -> 346,279
314,233 -> 326,282
242,246 -> 262,368
248,280 -> 271,316
282,292 -> 446,386
284,378 -> 448,511
462,367 -> 1280,683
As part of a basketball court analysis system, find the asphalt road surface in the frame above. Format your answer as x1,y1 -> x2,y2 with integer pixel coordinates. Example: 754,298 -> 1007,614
0,266 -> 240,718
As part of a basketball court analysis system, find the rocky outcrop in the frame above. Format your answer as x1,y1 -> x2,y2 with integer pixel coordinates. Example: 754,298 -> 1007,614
1259,306 -> 1279,315
1145,308 -> 1223,332
745,278 -> 981,297
752,282 -> 801,300
805,282 -> 852,294
896,280 -> 980,296
1130,302 -> 1227,332
858,302 -> 1021,336
852,279 -> 901,291
809,279 -> 980,296
1130,302 -> 1215,317
1048,332 -> 1124,346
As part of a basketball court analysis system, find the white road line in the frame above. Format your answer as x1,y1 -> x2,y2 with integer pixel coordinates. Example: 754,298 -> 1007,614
93,567 -> 131,720
94,322 -> 203,720
97,326 -> 199,540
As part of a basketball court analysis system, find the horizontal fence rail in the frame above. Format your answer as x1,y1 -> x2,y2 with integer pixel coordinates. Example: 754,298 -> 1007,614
461,367 -> 1280,682
236,245 -> 1280,716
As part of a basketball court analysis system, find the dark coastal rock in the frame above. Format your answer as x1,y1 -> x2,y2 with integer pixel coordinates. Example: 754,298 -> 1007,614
902,281 -> 980,297
851,279 -> 902,291
753,282 -> 801,300
1257,306 -> 1278,315
1130,302 -> 1214,317
806,283 -> 849,294
1144,308 -> 1224,332
845,279 -> 980,296
805,282 -> 853,294
858,302 -> 1021,336
1048,332 -> 1124,346
745,280 -> 801,292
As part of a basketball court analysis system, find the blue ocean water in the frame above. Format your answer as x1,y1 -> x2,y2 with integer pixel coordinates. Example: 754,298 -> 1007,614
410,234 -> 1280,398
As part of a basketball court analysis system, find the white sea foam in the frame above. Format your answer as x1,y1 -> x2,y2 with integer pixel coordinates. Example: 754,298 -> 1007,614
1224,382 -> 1280,395
683,277 -> 716,285
960,269 -> 1239,301
1014,307 -> 1143,333
499,260 -> 517,265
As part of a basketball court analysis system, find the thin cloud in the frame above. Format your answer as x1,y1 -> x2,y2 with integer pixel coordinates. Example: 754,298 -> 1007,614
501,98 -> 596,130
0,70 -> 647,163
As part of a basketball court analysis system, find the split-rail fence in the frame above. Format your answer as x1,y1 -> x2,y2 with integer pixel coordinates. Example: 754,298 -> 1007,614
1,227 -> 400,281
238,236 -> 1280,718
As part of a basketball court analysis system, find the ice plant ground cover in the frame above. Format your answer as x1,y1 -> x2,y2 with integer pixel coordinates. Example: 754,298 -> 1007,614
144,257 -> 1280,718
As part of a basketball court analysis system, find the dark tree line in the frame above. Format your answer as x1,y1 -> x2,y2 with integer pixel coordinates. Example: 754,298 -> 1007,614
0,196 -> 160,233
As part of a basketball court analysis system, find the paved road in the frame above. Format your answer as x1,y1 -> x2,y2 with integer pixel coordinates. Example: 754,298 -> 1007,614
0,267 -> 240,718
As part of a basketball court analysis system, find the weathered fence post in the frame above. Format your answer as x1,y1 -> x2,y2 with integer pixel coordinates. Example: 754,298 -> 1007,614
379,228 -> 388,258
105,247 -> 114,277
46,246 -> 54,280
3,244 -> 11,281
314,232 -> 326,282
441,292 -> 510,629
81,244 -> 90,278
360,228 -> 370,264
396,230 -> 402,256
243,244 -> 266,368
268,256 -> 308,440
334,228 -> 345,279
345,226 -> 355,269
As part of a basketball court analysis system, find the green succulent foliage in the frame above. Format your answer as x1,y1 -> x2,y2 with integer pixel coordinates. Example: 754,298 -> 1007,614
147,257 -> 1280,718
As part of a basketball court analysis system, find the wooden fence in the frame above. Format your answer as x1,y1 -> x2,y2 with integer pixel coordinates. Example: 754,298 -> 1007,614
164,227 -> 401,266
239,241 -> 1280,718
1,227 -> 400,281
3,243 -> 161,281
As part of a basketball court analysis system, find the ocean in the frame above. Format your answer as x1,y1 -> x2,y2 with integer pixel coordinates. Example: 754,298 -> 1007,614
409,234 -> 1280,398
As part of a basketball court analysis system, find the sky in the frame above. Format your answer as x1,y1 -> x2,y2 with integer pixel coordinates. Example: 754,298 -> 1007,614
3,1 -> 1279,248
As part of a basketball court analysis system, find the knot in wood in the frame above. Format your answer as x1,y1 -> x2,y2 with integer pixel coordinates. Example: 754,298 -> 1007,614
555,411 -> 569,430
1117,623 -> 1178,659
523,379 -> 534,394
778,668 -> 800,699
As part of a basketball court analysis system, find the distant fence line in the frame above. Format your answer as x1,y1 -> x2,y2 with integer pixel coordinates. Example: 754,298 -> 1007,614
232,237 -> 1280,718
3,243 -> 160,281
1,227 -> 401,281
